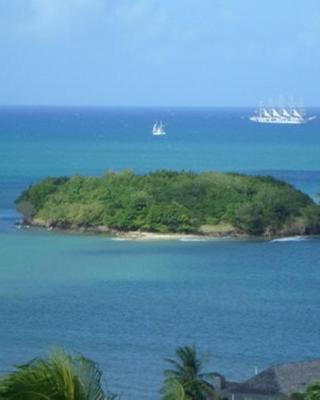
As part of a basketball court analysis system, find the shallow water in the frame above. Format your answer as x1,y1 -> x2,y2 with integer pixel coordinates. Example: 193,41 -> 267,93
1,107 -> 320,399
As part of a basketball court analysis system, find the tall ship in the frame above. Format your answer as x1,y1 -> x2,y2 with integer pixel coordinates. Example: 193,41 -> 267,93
152,121 -> 166,135
250,102 -> 316,124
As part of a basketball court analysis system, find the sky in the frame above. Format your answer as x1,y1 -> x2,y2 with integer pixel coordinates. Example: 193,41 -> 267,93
0,0 -> 319,107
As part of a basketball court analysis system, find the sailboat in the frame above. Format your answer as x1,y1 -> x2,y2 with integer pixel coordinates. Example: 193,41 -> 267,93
250,101 -> 316,124
152,121 -> 166,136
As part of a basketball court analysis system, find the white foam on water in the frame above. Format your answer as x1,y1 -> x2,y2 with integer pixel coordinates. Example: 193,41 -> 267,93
271,236 -> 308,243
179,238 -> 209,242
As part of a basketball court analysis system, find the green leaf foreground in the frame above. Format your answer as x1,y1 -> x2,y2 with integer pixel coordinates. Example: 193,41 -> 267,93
161,346 -> 216,400
16,170 -> 320,236
0,349 -> 118,400
291,381 -> 320,400
0,346 -> 216,400
1,347 -> 320,400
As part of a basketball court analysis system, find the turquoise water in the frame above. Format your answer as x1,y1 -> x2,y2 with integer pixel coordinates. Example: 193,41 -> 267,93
1,107 -> 320,399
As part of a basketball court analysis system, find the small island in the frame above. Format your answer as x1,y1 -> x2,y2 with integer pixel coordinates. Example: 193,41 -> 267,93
16,170 -> 320,238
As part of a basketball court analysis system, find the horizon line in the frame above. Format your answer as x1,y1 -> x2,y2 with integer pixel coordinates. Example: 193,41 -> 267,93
0,104 -> 319,109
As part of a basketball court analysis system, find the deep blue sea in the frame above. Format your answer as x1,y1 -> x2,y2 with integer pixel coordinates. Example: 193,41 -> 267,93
1,107 -> 320,399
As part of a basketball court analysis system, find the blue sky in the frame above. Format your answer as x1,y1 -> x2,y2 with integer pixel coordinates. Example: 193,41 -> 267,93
0,0 -> 319,106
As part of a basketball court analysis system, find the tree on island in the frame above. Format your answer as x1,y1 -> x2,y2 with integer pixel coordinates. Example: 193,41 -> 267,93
16,170 -> 320,237
161,345 -> 216,400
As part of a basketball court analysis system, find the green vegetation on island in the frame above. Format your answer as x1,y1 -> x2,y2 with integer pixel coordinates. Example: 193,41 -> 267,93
16,170 -> 320,237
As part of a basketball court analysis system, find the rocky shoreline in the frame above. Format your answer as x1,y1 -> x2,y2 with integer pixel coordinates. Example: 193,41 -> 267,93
16,171 -> 320,239
18,218 -> 243,240
18,217 -> 315,241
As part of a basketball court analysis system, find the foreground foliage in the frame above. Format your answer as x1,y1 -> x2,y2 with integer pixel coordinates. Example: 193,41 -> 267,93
0,346 -> 216,400
291,381 -> 320,400
2,347 -> 320,400
0,349 -> 118,400
16,170 -> 320,236
161,345 -> 216,400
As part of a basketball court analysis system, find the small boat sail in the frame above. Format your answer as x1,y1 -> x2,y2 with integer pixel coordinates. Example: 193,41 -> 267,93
152,121 -> 166,136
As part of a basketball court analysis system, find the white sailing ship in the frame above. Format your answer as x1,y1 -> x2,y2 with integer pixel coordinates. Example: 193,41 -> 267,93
250,102 -> 316,124
152,121 -> 166,135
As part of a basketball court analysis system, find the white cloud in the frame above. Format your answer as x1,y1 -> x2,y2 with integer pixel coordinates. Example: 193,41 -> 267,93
1,0 -> 170,41
0,0 -> 107,38
33,0 -> 106,35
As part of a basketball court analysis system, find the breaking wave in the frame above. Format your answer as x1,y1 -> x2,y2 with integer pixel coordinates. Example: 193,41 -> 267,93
271,236 -> 308,243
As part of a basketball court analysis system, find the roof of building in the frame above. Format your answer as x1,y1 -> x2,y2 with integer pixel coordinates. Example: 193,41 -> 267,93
226,359 -> 320,396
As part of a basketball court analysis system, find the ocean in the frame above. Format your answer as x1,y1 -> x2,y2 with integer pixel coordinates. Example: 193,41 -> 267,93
1,106 -> 320,399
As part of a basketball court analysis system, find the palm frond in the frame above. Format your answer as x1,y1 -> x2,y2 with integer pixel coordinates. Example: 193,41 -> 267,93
161,345 -> 217,400
161,379 -> 187,400
0,348 -> 115,400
